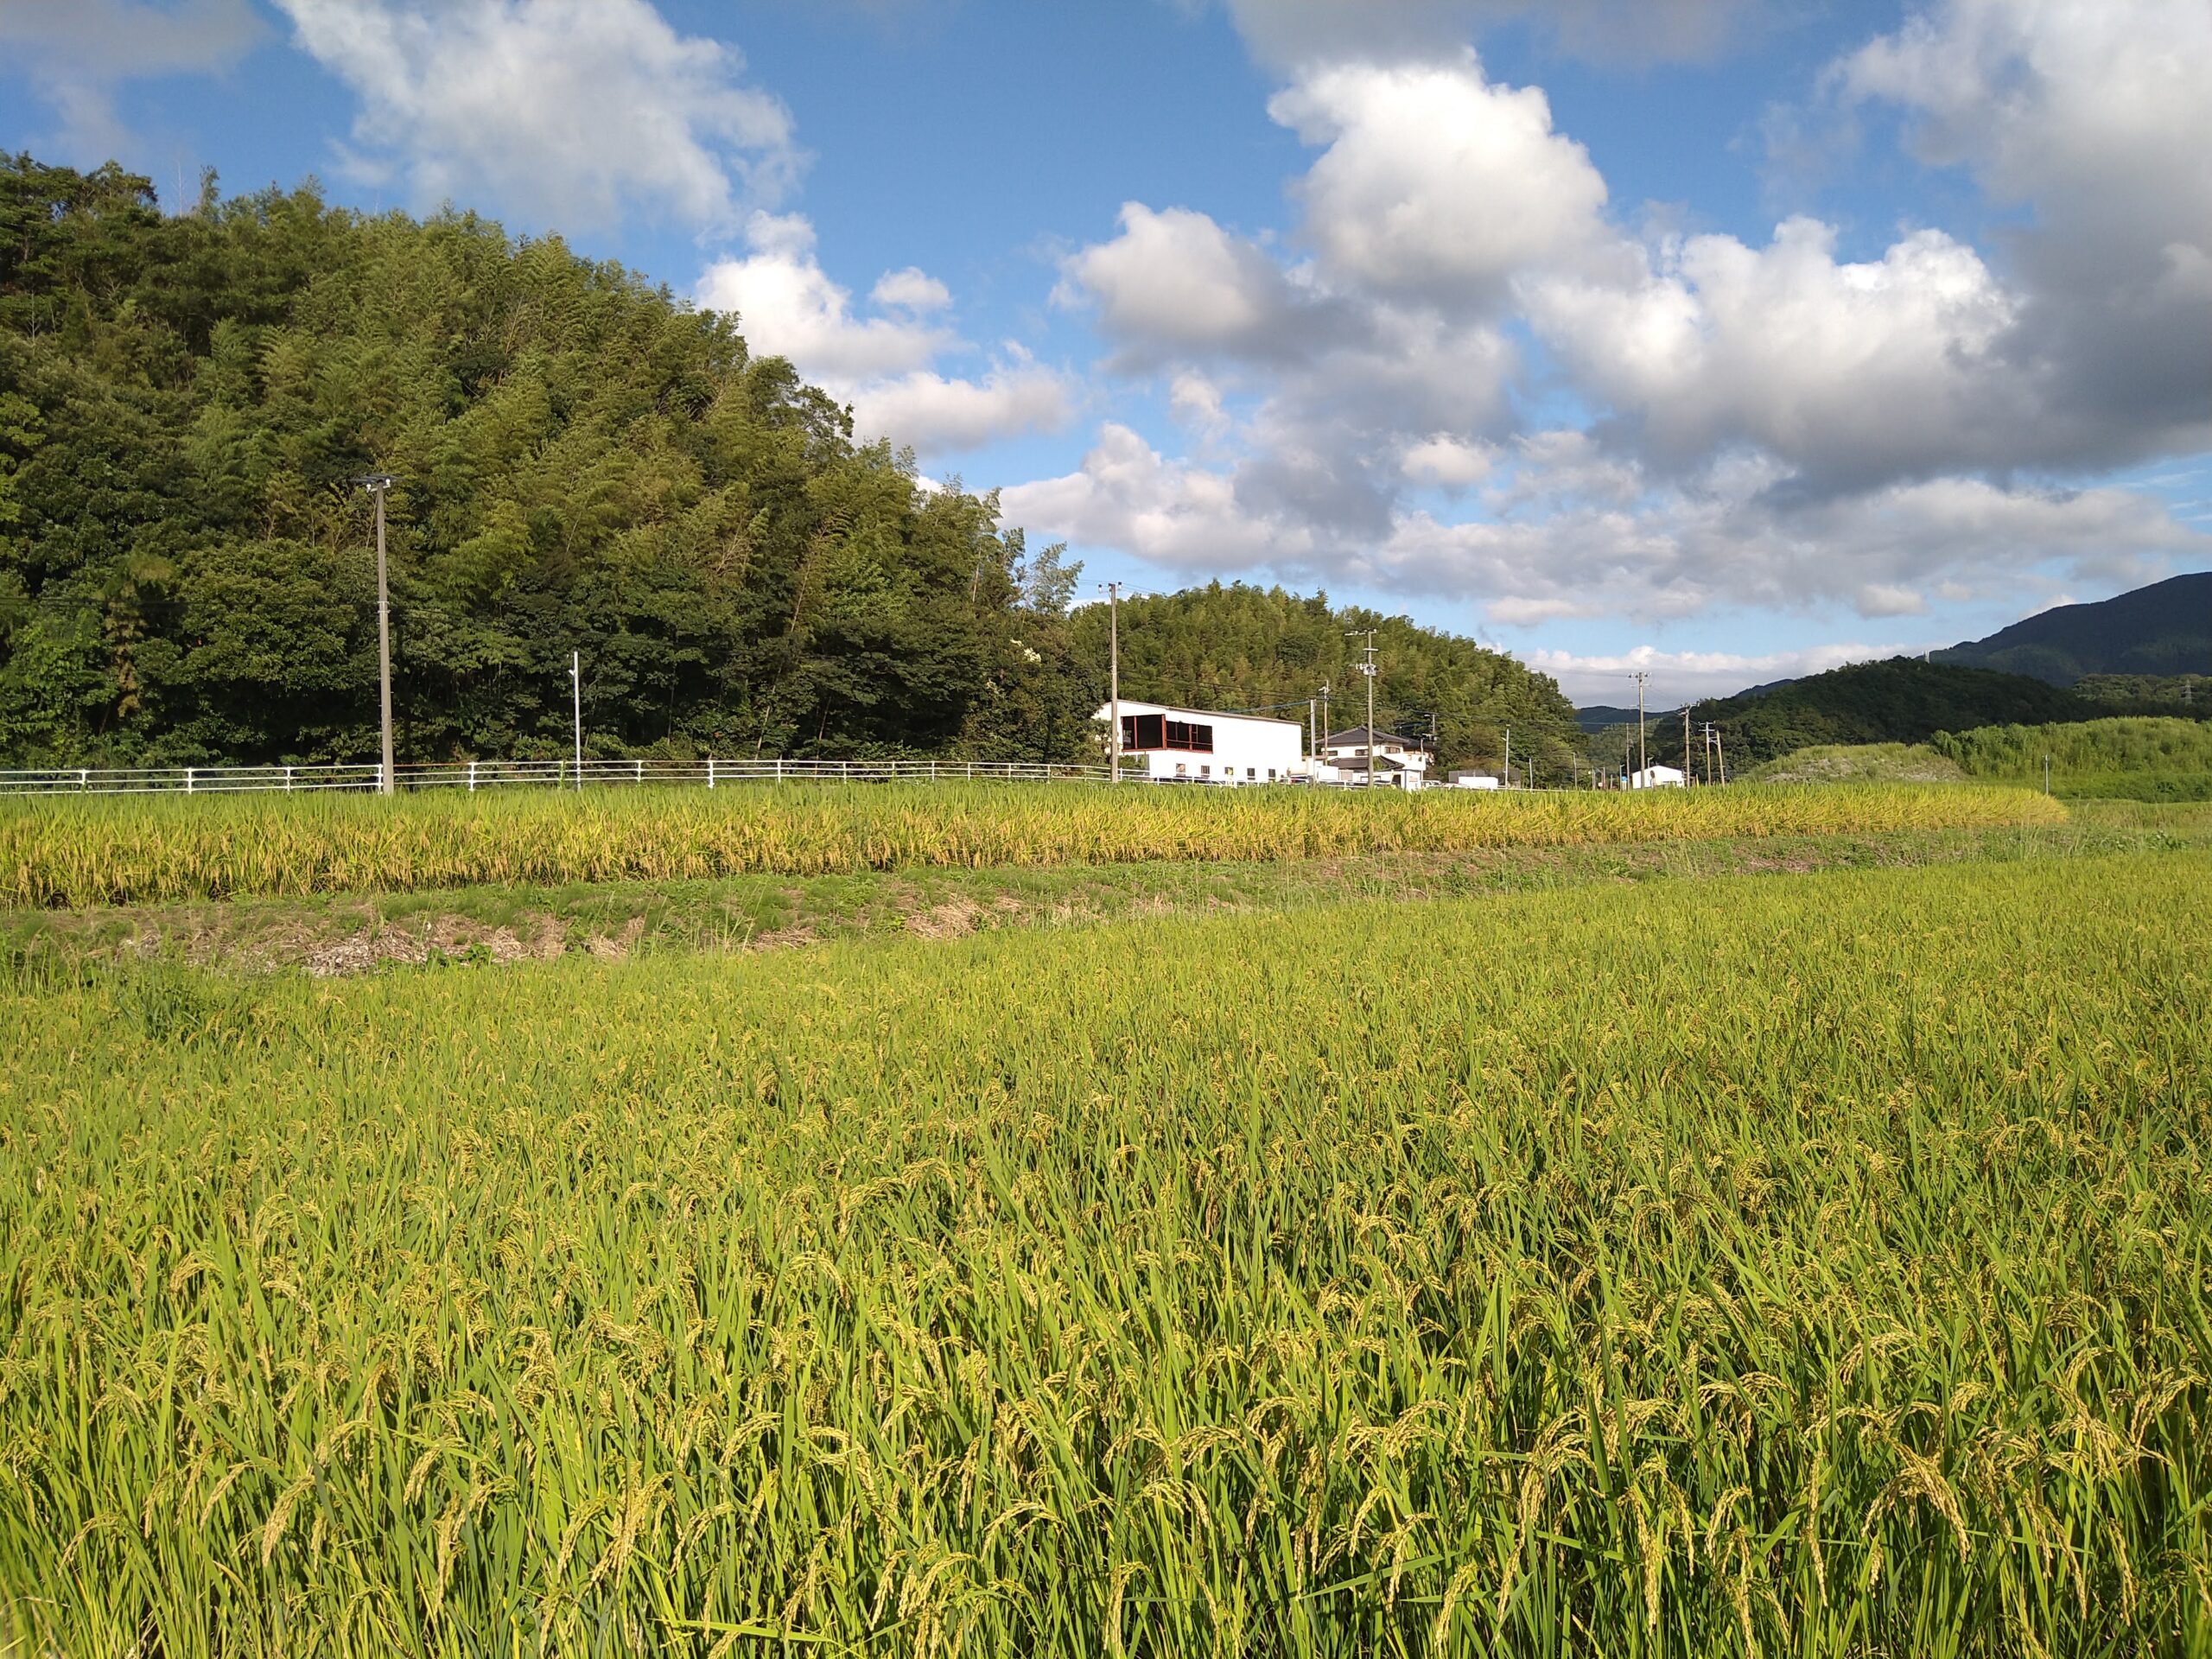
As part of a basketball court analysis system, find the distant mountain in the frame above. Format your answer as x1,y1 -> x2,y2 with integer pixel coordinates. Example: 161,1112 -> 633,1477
1573,703 -> 1666,733
1934,572 -> 2212,685
1665,658 -> 2088,768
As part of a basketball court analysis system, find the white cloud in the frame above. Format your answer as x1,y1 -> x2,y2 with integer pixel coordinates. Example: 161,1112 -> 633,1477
1058,203 -> 1317,359
1831,0 -> 2212,470
870,267 -> 952,313
1169,372 -> 1231,439
1001,424 -> 1312,573
1402,435 -> 1495,489
1838,0 -> 2212,263
849,367 -> 1073,453
1525,217 -> 2028,488
1269,57 -> 1611,305
1215,0 -> 1759,70
1370,471 -> 2203,626
697,214 -> 1070,455
1,0 -> 262,162
1526,643 -> 1919,709
0,0 -> 259,74
270,0 -> 798,232
698,213 -> 950,380
1033,0 -> 2211,636
1011,417 -> 2208,629
1853,582 -> 1926,618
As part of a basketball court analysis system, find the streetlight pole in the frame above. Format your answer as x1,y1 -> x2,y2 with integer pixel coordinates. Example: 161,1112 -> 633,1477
356,474 -> 397,795
570,651 -> 584,791
1101,582 -> 1122,783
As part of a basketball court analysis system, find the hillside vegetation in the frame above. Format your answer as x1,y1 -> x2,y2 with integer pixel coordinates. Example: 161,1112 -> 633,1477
1068,582 -> 1581,773
1616,656 -> 2208,771
0,157 -> 1571,772
1646,658 -> 2088,768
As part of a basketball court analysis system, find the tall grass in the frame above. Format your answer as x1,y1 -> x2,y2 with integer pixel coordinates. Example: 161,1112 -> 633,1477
1931,715 -> 2212,799
0,780 -> 2065,906
2,853 -> 2204,1655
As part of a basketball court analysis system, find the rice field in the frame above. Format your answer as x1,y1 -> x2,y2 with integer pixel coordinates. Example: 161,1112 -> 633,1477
3,850 -> 2205,1655
0,780 -> 2067,907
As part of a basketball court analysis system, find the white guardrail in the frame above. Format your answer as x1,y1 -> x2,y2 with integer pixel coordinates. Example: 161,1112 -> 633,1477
0,758 -> 1122,798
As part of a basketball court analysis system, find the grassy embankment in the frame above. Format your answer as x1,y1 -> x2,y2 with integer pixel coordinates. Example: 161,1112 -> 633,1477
2,851 -> 2206,1655
1753,716 -> 2212,800
1930,715 -> 2212,800
0,779 -> 2065,908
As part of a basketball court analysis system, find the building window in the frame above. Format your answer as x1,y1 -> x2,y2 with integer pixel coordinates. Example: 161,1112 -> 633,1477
1174,761 -> 1186,776
1200,764 -> 1211,778
1267,768 -> 1276,781
1247,767 -> 1256,780
1126,714 -> 1213,752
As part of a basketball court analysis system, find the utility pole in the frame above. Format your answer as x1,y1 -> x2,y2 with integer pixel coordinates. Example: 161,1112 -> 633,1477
1682,707 -> 1693,785
569,650 -> 583,791
1347,630 -> 1377,788
1503,726 -> 1510,789
1307,696 -> 1318,786
1633,670 -> 1649,788
1100,582 -> 1122,784
1320,683 -> 1331,773
357,474 -> 397,794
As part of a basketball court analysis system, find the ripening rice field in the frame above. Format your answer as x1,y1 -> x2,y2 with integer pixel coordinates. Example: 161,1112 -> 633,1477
0,780 -> 2066,906
3,850 -> 2206,1656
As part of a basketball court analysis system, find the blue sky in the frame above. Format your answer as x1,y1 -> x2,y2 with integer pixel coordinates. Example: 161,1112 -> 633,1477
4,0 -> 2208,703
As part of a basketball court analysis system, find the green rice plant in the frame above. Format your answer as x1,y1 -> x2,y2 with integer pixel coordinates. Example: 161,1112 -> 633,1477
1,852 -> 2205,1655
0,780 -> 2066,908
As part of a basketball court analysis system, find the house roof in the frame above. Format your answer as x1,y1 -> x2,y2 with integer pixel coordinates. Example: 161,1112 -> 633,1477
1332,753 -> 1408,772
1095,699 -> 1300,728
1324,726 -> 1430,750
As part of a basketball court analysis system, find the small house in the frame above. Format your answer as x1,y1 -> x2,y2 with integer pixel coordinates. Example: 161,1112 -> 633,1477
1319,726 -> 1433,789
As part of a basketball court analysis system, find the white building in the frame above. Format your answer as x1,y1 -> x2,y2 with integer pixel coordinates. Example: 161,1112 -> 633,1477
1096,700 -> 1306,784
1627,764 -> 1687,789
1441,770 -> 1502,790
1318,726 -> 1433,789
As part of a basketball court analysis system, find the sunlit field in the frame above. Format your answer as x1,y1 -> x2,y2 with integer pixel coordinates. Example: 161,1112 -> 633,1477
3,851 -> 2204,1655
0,779 -> 2067,906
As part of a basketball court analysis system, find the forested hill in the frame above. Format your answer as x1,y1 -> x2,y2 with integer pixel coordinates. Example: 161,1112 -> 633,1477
1932,572 -> 2212,684
0,156 -> 1098,766
0,156 -> 1575,772
1068,584 -> 1582,772
1643,658 -> 2092,769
